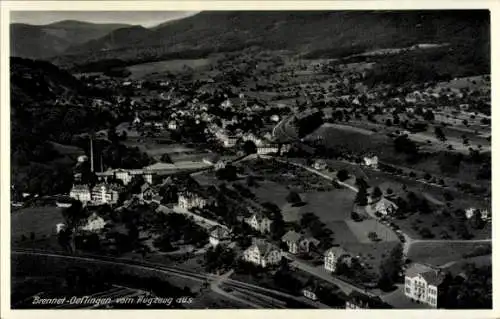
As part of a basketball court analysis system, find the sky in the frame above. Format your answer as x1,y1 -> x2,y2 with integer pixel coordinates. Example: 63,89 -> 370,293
10,11 -> 199,28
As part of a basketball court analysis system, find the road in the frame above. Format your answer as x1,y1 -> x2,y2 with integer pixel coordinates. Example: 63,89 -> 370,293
284,253 -> 374,297
12,249 -> 323,309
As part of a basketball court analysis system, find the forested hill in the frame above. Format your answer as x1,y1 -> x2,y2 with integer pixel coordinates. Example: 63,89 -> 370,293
10,21 -> 130,60
11,57 -> 85,105
54,10 -> 489,67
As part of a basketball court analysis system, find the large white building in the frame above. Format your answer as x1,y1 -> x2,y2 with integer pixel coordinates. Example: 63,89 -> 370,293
404,263 -> 445,308
91,183 -> 123,205
69,185 -> 91,203
242,240 -> 282,268
324,246 -> 350,273
178,192 -> 208,210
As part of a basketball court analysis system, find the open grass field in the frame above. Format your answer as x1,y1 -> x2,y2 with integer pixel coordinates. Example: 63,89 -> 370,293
127,58 -> 212,79
299,189 -> 355,220
345,219 -> 399,244
407,241 -> 491,266
252,180 -> 291,209
306,124 -> 392,155
343,241 -> 400,275
11,206 -> 64,241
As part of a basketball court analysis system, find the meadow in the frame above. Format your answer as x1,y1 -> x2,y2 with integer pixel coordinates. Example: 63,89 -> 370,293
127,59 -> 212,79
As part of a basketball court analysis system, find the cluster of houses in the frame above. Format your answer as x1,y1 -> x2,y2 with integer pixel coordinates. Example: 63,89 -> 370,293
207,123 -> 291,155
69,183 -> 124,205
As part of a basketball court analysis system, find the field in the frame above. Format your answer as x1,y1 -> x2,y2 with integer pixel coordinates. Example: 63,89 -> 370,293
11,207 -> 64,240
406,241 -> 491,266
305,124 -> 392,155
127,58 -> 212,79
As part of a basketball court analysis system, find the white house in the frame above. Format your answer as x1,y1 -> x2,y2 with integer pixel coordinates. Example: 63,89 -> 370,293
302,287 -> 319,301
465,207 -> 490,221
281,230 -> 319,254
91,184 -> 123,205
209,226 -> 231,247
69,185 -> 91,203
312,159 -> 327,171
245,212 -> 272,234
242,240 -> 282,268
178,192 -> 207,210
404,263 -> 445,308
373,198 -> 398,216
56,223 -> 67,234
168,121 -> 178,130
363,155 -> 379,169
81,213 -> 107,232
324,246 -> 350,273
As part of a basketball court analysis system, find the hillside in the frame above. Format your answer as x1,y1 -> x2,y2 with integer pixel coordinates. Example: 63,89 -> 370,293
10,58 -> 117,195
11,57 -> 87,105
10,20 -> 130,59
55,10 -> 489,68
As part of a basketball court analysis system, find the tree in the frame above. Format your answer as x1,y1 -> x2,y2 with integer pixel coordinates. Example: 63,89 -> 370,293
355,187 -> 368,206
378,243 -> 403,291
216,165 -> 237,181
423,110 -> 435,121
372,187 -> 383,199
286,191 -> 302,204
336,169 -> 349,182
434,126 -> 447,142
242,140 -> 257,155
62,200 -> 88,230
355,177 -> 369,190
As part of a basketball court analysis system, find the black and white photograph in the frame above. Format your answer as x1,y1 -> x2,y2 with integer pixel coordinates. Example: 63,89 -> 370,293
3,5 -> 494,312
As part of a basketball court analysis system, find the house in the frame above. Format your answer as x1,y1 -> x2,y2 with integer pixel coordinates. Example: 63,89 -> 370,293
345,291 -> 391,309
114,169 -> 133,185
281,230 -> 319,254
81,213 -> 107,232
203,154 -> 226,171
256,144 -> 279,155
91,183 -> 123,205
245,212 -> 272,234
140,183 -> 159,201
373,198 -> 398,216
69,185 -> 91,203
168,121 -> 178,130
270,114 -> 280,123
404,263 -> 446,308
324,246 -> 350,272
363,155 -> 379,169
209,226 -> 231,247
242,240 -> 282,268
312,159 -> 327,171
56,223 -> 67,234
465,207 -> 490,221
178,192 -> 207,210
302,286 -> 319,301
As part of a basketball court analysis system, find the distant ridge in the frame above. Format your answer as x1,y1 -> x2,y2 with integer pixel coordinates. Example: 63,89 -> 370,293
54,10 -> 489,68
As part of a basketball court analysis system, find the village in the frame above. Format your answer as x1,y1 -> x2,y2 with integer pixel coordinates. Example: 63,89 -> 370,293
11,45 -> 491,309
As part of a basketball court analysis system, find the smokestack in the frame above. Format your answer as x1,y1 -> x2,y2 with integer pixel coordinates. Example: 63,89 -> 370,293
90,136 -> 94,173
100,153 -> 104,173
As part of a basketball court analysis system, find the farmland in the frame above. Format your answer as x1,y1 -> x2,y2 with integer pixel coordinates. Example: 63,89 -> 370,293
407,241 -> 491,267
127,58 -> 212,79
